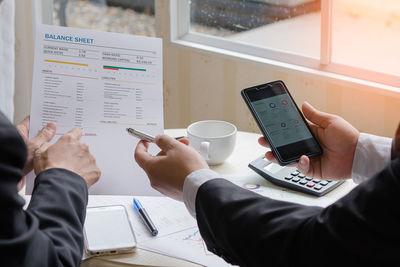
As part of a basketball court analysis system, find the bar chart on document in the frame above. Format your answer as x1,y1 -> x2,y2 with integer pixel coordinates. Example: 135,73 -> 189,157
28,24 -> 164,195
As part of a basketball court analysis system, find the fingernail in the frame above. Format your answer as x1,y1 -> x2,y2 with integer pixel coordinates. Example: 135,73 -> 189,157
299,157 -> 306,167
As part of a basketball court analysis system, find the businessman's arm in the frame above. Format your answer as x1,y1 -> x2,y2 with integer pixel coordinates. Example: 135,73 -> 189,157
26,169 -> 88,267
351,133 -> 392,183
195,158 -> 400,266
351,123 -> 398,183
134,132 -> 400,266
0,112 -> 100,266
0,114 -> 86,266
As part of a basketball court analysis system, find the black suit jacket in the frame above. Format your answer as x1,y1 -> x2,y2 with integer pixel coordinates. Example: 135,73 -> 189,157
0,112 -> 88,266
196,158 -> 400,266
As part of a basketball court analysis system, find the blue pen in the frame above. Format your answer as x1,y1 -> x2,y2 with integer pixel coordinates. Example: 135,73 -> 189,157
133,198 -> 158,236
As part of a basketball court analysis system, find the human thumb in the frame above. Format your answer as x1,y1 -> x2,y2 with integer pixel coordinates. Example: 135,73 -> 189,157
302,102 -> 332,129
154,134 -> 179,152
31,122 -> 57,146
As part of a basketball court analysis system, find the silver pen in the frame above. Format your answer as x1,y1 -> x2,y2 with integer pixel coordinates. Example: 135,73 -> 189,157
126,128 -> 155,142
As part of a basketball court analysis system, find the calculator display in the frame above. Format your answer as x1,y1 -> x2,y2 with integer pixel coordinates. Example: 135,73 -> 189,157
264,163 -> 284,174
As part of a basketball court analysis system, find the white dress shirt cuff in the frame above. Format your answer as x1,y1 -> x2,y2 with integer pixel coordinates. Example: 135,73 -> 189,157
352,133 -> 392,184
183,169 -> 220,218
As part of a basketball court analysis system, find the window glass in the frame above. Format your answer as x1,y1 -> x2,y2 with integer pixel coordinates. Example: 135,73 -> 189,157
53,0 -> 156,36
190,0 -> 321,58
332,0 -> 400,76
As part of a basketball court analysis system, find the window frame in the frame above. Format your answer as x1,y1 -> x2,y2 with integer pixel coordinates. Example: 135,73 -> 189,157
170,0 -> 400,90
32,0 -> 53,25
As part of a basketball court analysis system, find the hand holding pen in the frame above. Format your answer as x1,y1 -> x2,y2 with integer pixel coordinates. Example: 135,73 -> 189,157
126,128 -> 185,142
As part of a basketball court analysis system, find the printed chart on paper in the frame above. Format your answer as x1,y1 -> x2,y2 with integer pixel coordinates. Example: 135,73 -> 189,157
28,24 -> 163,195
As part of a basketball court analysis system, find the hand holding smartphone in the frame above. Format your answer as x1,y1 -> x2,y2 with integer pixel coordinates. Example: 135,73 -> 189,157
241,80 -> 322,165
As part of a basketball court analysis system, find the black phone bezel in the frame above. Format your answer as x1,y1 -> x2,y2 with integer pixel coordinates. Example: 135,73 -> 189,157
241,80 -> 322,165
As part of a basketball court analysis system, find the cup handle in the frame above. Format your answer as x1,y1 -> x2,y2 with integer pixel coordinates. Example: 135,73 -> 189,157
200,141 -> 210,160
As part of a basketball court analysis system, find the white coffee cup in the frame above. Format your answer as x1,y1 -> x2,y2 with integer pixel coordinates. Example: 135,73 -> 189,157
187,120 -> 237,165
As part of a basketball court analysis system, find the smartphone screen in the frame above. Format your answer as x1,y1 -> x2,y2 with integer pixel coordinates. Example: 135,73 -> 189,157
241,80 -> 322,165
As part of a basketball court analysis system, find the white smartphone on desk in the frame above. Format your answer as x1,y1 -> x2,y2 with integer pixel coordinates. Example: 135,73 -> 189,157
84,205 -> 136,256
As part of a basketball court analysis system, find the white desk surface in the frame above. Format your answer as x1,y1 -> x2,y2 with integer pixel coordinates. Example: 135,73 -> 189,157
82,129 -> 357,266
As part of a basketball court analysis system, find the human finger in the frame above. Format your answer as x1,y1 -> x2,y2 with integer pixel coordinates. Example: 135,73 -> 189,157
35,142 -> 52,155
177,137 -> 189,146
302,102 -> 334,129
134,140 -> 154,168
302,116 -> 322,141
296,155 -> 310,174
16,115 -> 30,142
30,122 -> 56,146
156,151 -> 167,157
264,151 -> 277,163
258,137 -> 270,148
64,128 -> 83,141
18,115 -> 30,127
32,142 -> 52,175
265,151 -> 298,168
154,134 -> 180,152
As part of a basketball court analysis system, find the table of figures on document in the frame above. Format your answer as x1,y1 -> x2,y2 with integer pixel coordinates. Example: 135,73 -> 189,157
27,24 -> 164,195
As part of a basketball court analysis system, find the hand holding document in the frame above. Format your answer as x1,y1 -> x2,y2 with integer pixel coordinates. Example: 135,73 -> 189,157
27,24 -> 164,195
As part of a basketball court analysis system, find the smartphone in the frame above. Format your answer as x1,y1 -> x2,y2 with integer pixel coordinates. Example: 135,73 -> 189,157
241,80 -> 322,165
84,205 -> 136,256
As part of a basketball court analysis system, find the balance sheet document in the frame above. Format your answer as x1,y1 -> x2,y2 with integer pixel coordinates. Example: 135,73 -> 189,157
27,24 -> 163,195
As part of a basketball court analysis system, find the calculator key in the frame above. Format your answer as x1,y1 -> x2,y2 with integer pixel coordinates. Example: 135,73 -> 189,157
298,174 -> 306,178
327,180 -> 332,183
320,181 -> 329,186
305,177 -> 312,181
291,171 -> 300,176
314,185 -> 323,190
284,176 -> 293,180
299,179 -> 308,185
312,179 -> 321,183
292,177 -> 300,182
306,182 -> 315,188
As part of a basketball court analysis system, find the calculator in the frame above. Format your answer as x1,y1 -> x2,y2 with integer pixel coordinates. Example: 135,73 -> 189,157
248,155 -> 344,196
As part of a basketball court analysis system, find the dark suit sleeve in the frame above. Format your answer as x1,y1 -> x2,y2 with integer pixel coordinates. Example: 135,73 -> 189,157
26,169 -> 88,266
196,158 -> 400,267
0,112 -> 88,267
